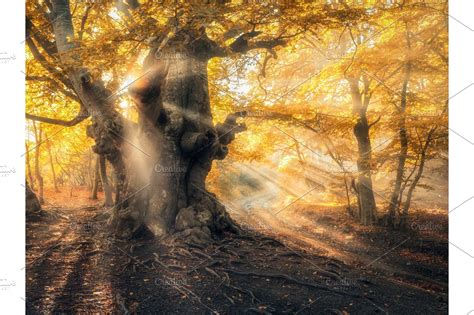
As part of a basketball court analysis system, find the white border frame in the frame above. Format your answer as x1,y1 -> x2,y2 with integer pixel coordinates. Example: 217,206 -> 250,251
0,0 -> 26,313
450,1 -> 474,314
0,0 -> 472,313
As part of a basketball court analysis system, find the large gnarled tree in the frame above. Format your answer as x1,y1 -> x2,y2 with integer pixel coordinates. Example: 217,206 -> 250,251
26,0 -> 363,243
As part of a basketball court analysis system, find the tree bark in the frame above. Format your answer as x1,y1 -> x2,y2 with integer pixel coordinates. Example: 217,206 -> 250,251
46,0 -> 270,242
87,150 -> 93,191
342,173 -> 351,216
26,142 -> 35,191
46,132 -> 60,193
50,0 -> 129,218
348,77 -> 377,225
387,23 -> 412,227
353,117 -> 377,225
99,155 -> 114,207
324,141 -> 352,216
26,181 -> 41,215
114,32 -> 246,242
32,122 -> 44,204
399,128 -> 435,228
387,63 -> 412,226
90,154 -> 100,200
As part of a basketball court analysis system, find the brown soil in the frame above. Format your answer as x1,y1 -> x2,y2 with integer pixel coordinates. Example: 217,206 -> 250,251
26,188 -> 447,314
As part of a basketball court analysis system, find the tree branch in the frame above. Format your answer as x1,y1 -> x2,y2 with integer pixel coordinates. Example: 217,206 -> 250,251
210,31 -> 286,58
26,16 -> 58,57
368,115 -> 381,129
26,108 -> 89,127
26,75 -> 80,102
78,4 -> 93,41
26,36 -> 73,90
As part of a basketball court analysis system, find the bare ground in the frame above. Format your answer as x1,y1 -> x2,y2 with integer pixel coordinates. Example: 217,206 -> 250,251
26,189 -> 447,314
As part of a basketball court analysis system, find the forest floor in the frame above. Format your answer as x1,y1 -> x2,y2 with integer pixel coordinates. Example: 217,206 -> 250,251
26,188 -> 448,314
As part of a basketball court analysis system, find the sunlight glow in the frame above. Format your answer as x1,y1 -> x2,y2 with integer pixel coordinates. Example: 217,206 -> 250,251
120,75 -> 137,91
108,8 -> 121,21
101,72 -> 112,82
119,99 -> 129,109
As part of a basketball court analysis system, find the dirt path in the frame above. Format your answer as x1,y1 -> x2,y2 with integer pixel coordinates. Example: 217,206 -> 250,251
26,204 -> 117,313
27,199 -> 447,314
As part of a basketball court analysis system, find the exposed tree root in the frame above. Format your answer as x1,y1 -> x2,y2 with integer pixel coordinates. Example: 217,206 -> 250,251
218,268 -> 362,299
174,194 -> 242,245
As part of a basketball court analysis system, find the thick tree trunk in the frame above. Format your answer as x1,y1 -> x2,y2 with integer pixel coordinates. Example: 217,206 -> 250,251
348,77 -> 377,225
353,117 -> 377,225
50,1 -> 247,242
51,0 -> 129,217
112,35 -> 245,242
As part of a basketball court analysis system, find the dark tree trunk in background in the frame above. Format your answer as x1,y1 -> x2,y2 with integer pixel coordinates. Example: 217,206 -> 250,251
26,142 -> 35,191
399,127 -> 435,228
342,174 -> 351,216
87,150 -> 93,191
353,117 -> 377,225
387,62 -> 412,227
90,154 -> 100,200
348,77 -> 377,225
387,23 -> 412,227
325,141 -> 352,216
46,133 -> 60,193
26,182 -> 41,215
99,155 -> 114,207
33,122 -> 44,204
